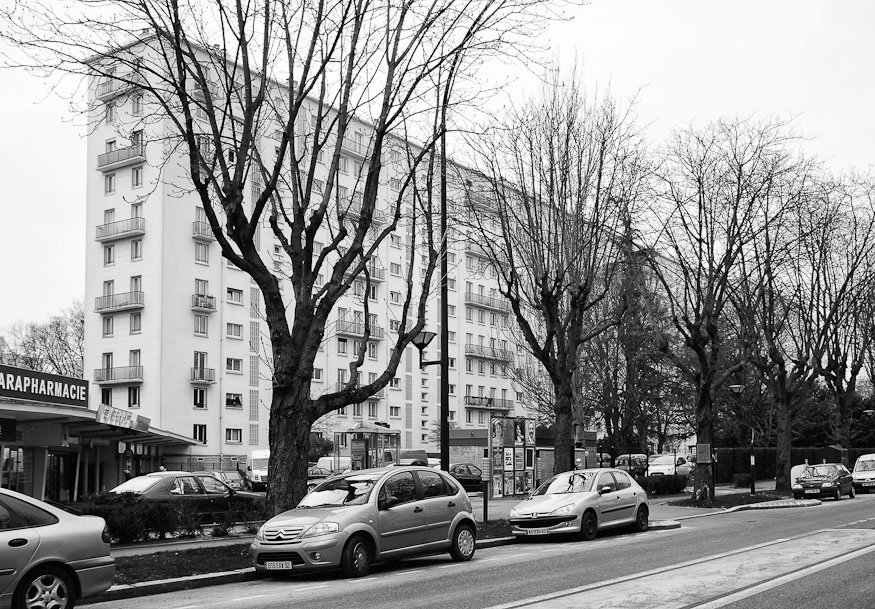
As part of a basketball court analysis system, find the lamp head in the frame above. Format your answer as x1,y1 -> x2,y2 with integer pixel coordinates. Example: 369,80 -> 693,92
411,330 -> 437,350
729,384 -> 744,395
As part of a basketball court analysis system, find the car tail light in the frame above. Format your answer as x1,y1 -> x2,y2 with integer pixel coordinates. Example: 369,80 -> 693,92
101,524 -> 112,544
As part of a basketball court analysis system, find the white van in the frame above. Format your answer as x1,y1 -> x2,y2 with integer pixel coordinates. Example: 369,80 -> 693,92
852,453 -> 875,493
316,455 -> 352,473
247,449 -> 270,491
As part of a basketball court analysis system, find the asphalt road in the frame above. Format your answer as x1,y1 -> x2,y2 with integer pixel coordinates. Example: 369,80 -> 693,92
82,494 -> 875,609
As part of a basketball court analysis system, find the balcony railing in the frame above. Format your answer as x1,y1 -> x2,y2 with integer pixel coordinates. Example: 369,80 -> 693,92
95,74 -> 144,102
97,144 -> 146,172
192,221 -> 216,242
464,396 -> 514,411
94,366 -> 143,384
464,343 -> 513,362
191,294 -> 216,312
339,200 -> 386,225
191,367 -> 216,384
340,136 -> 368,158
464,291 -> 510,313
95,291 -> 144,313
95,217 -> 146,242
336,319 -> 385,340
344,264 -> 386,283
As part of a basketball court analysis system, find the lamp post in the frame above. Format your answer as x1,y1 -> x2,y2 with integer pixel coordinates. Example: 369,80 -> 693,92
729,384 -> 755,495
412,327 -> 449,471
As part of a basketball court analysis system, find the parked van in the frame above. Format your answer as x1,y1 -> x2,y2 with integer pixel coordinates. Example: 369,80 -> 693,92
852,453 -> 875,493
316,455 -> 353,473
247,449 -> 270,491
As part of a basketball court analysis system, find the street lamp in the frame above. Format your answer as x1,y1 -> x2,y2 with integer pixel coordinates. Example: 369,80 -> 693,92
411,327 -> 449,471
411,330 -> 438,368
729,384 -> 755,495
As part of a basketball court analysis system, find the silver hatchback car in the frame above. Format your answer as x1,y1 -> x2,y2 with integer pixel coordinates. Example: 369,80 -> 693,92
0,488 -> 115,609
250,466 -> 477,577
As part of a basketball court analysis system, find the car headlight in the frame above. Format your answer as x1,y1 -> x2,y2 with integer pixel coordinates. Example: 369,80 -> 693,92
822,482 -> 834,488
301,522 -> 340,538
792,484 -> 802,490
255,525 -> 266,541
509,508 -> 520,519
549,504 -> 575,516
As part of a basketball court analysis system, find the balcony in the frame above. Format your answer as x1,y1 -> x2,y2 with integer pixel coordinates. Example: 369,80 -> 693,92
466,192 -> 496,213
191,294 -> 217,313
95,217 -> 146,242
97,144 -> 146,172
95,74 -> 144,102
344,263 -> 386,283
339,199 -> 387,225
464,396 -> 513,411
336,319 -> 385,340
464,291 -> 510,313
192,221 -> 216,242
340,136 -> 368,158
95,291 -> 144,313
191,367 -> 216,384
94,366 -> 143,384
464,343 -> 513,362
464,239 -> 491,258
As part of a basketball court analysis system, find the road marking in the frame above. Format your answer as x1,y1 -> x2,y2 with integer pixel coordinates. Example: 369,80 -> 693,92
297,585 -> 329,591
691,543 -> 875,608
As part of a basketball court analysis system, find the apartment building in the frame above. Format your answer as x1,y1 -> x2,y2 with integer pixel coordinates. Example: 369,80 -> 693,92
83,54 -> 525,468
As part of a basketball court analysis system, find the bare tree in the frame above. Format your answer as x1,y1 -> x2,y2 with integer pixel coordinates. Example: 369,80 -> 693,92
469,74 -> 643,474
0,302 -> 85,378
2,0 -> 560,510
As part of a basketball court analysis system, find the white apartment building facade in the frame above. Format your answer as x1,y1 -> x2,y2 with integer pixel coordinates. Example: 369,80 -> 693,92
83,54 -> 526,469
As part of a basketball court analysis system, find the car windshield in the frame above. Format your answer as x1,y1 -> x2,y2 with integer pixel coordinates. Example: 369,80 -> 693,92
802,465 -> 837,478
110,476 -> 161,493
297,473 -> 380,508
531,471 -> 595,496
854,460 -> 875,472
251,459 -> 269,469
650,456 -> 676,466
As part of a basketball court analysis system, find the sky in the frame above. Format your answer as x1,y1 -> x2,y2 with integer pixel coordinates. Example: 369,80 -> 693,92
0,0 -> 872,330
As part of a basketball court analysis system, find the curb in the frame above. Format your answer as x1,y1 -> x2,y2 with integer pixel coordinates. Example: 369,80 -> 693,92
89,568 -> 260,603
673,498 -> 821,520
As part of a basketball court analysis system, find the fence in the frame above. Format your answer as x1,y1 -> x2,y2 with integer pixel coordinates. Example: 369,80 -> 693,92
713,446 -> 875,483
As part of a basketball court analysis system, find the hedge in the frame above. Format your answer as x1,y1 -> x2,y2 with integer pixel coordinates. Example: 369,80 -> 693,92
635,474 -> 689,496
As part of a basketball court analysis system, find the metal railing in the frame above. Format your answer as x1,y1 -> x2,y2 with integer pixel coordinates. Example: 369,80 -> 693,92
464,396 -> 514,410
192,221 -> 215,241
95,291 -> 144,312
96,217 -> 146,241
336,319 -> 385,339
97,144 -> 145,170
191,368 -> 216,383
191,294 -> 216,311
94,366 -> 143,383
464,343 -> 513,362
464,291 -> 510,312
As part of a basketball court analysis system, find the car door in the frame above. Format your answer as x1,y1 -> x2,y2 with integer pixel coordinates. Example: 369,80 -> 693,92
0,494 -> 46,598
170,475 -> 210,517
594,472 -> 622,526
376,471 -> 422,555
610,471 -> 640,524
415,470 -> 457,547
197,474 -> 232,514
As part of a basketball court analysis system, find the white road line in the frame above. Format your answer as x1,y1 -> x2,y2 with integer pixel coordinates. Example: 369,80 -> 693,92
692,543 -> 875,608
297,585 -> 329,591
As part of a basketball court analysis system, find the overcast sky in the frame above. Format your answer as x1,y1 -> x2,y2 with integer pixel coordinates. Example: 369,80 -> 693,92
0,0 -> 872,330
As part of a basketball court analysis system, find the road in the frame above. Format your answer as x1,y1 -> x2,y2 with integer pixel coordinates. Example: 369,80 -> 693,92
83,494 -> 875,609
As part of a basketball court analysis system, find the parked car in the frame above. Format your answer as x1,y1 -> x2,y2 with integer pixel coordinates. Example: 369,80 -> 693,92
449,463 -> 483,492
0,487 -> 115,609
646,455 -> 692,477
792,463 -> 855,500
615,454 -> 648,478
250,466 -> 477,577
851,453 -> 875,494
306,467 -> 334,492
195,470 -> 248,491
509,468 -> 649,541
109,471 -> 263,520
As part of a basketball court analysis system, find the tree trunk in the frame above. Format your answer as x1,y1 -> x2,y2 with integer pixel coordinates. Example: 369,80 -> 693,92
693,385 -> 714,506
268,386 -> 313,514
774,395 -> 792,491
553,380 -> 576,474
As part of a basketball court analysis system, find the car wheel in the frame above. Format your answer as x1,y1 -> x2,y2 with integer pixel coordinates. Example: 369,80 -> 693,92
834,488 -> 841,501
341,535 -> 372,578
13,565 -> 75,609
633,505 -> 649,533
449,524 -> 476,562
579,511 -> 598,541
849,486 -> 856,499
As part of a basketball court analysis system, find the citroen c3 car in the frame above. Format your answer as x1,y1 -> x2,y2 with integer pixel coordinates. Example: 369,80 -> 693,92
0,487 -> 114,609
509,468 -> 649,540
250,466 -> 477,577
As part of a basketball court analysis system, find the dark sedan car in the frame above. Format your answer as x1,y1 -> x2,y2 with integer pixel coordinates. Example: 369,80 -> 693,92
449,463 -> 483,492
792,463 -> 855,500
109,471 -> 264,520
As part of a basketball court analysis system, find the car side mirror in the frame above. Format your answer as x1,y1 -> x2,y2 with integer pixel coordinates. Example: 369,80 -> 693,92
379,495 -> 400,510
599,486 -> 613,495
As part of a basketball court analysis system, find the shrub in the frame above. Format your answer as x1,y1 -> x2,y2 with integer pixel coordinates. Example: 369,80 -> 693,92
732,473 -> 752,488
637,474 -> 689,495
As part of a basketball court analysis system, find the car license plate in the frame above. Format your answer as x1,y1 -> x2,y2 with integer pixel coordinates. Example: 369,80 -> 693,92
804,489 -> 819,494
526,527 -> 552,535
863,482 -> 875,487
265,561 -> 293,570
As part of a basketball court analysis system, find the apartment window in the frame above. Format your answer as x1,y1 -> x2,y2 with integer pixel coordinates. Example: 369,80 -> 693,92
131,129 -> 143,146
104,173 -> 116,194
490,313 -> 497,326
127,386 -> 140,408
390,235 -> 402,248
478,310 -> 486,324
448,305 -> 455,317
389,178 -> 401,191
101,352 -> 113,370
490,363 -> 497,375
389,320 -> 400,332
226,393 -> 243,408
129,349 -> 141,367
313,368 -> 323,381
465,307 -> 473,321
466,410 -> 473,423
448,278 -> 456,291
102,316 -> 113,337
131,239 -> 142,261
129,312 -> 141,334
339,156 -> 348,174
225,428 -> 243,444
131,93 -> 143,116
103,244 -> 115,266
448,331 -> 456,343
353,281 -> 365,297
103,208 -> 115,224
195,242 -> 209,264
390,405 -> 401,417
226,357 -> 243,373
105,102 -> 116,124
368,342 -> 378,359
478,361 -> 486,374
193,351 -> 208,369
101,388 -> 112,406
227,287 -> 243,304
129,276 -> 141,294
479,411 -> 487,424
337,338 -> 348,355
466,359 -> 473,372
131,165 -> 143,188
249,424 -> 259,445
448,357 -> 456,369
194,314 -> 208,336
192,424 -> 207,444
390,262 -> 402,276
352,403 -> 363,417
193,388 -> 207,409
227,323 -> 243,339
421,378 -> 428,387
390,291 -> 401,304
368,402 -> 378,418
390,377 -> 400,390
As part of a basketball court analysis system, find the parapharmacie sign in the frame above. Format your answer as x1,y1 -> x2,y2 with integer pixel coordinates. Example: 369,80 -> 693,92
0,364 -> 89,408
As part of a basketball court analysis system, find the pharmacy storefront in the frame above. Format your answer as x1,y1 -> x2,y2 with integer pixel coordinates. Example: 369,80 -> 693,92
0,364 -> 193,501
